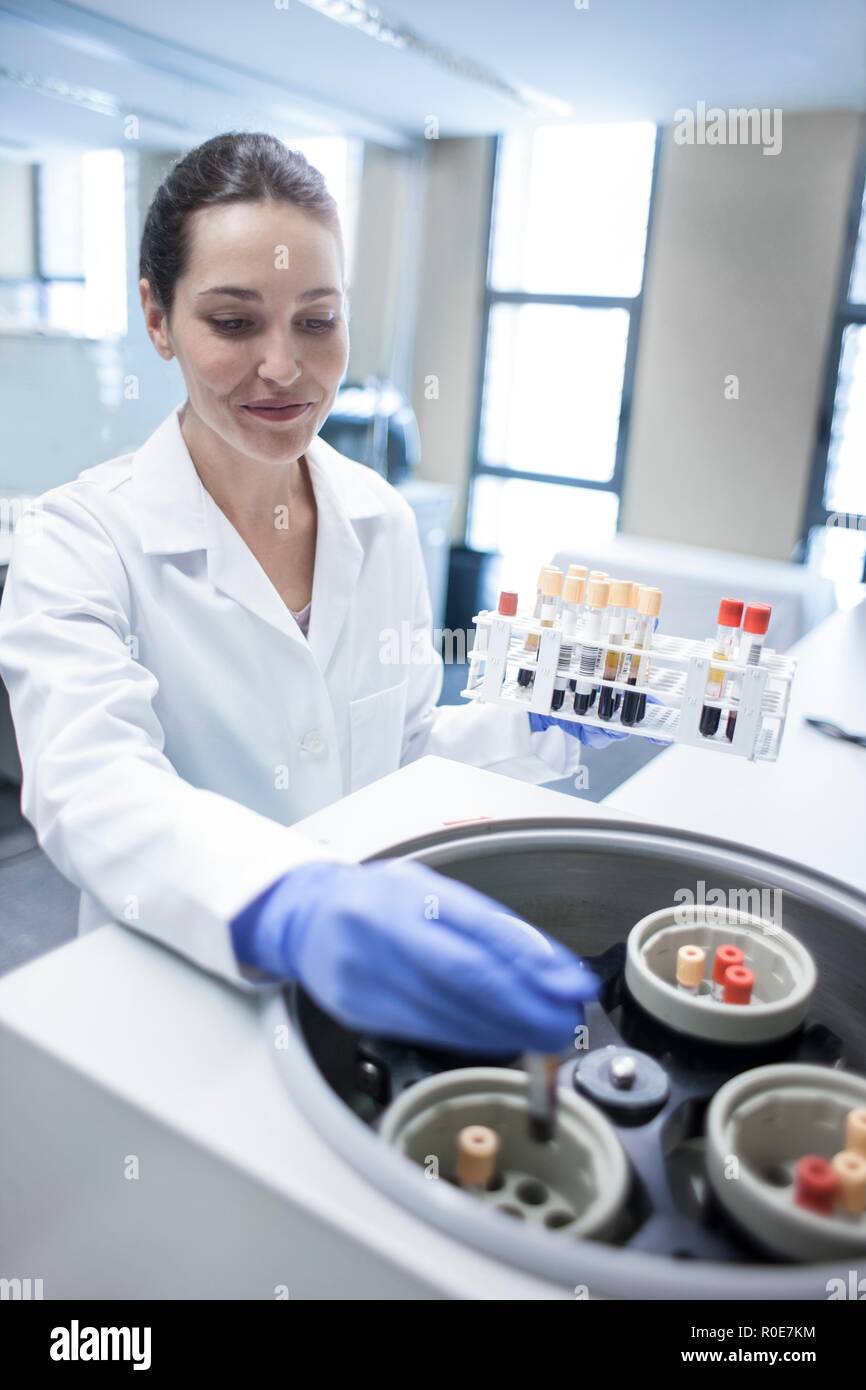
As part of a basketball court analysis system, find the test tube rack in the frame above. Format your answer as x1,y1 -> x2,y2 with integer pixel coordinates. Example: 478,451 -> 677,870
461,608 -> 797,762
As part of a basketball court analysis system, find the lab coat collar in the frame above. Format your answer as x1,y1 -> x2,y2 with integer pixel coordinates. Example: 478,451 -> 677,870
132,403 -> 387,670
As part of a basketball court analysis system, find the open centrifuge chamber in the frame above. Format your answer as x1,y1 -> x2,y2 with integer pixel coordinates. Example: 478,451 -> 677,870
264,817 -> 866,1299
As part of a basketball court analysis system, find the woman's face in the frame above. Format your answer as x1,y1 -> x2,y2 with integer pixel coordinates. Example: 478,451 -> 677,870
141,199 -> 349,464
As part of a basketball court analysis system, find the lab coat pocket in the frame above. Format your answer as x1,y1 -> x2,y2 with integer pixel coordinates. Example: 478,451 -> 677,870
349,679 -> 409,792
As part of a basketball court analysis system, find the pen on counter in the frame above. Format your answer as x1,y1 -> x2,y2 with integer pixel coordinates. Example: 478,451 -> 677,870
804,717 -> 866,749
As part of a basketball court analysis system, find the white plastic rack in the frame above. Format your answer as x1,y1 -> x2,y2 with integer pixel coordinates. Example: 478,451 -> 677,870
460,608 -> 797,762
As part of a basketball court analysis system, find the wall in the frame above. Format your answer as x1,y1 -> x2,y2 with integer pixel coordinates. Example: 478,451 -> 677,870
622,110 -> 865,559
347,140 -> 425,394
409,136 -> 496,543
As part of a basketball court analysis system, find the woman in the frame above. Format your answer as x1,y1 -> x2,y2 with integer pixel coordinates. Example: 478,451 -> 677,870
0,133 -> 621,1054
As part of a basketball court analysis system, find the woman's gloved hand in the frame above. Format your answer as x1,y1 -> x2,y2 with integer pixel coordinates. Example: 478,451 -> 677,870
231,859 -> 598,1054
528,690 -> 672,748
528,711 -> 629,748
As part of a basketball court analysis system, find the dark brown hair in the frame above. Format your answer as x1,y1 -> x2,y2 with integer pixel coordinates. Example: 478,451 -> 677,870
139,131 -> 343,313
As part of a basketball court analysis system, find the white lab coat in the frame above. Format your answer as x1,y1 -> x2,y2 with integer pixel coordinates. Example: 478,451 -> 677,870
0,405 -> 582,989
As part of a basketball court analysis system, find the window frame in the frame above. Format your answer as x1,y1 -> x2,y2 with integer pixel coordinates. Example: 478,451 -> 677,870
466,124 -> 663,546
801,130 -> 866,581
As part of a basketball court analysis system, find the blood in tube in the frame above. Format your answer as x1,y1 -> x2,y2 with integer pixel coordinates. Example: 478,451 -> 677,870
725,602 -> 772,741
620,586 -> 662,726
517,567 -> 546,689
699,598 -> 744,738
597,579 -> 634,721
572,579 -> 610,715
553,573 -> 584,710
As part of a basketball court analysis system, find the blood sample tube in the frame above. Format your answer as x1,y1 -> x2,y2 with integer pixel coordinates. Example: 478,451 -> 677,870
518,566 -> 563,690
580,572 -> 609,708
722,965 -> 754,1005
676,944 -> 706,995
558,574 -> 585,710
566,563 -> 588,598
846,1108 -> 866,1158
455,1125 -> 500,1190
597,579 -> 633,721
711,944 -> 744,1001
566,565 -> 589,697
620,586 -> 662,726
526,1053 -> 560,1143
725,602 -> 772,741
699,598 -> 744,738
794,1156 -> 839,1214
469,588 -> 518,679
572,578 -> 610,715
624,581 -> 642,642
831,1151 -> 866,1215
517,567 -> 546,689
535,568 -> 564,707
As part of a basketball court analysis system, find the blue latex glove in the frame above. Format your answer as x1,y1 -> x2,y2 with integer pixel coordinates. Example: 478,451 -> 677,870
528,710 -> 629,748
529,679 -> 673,749
231,859 -> 599,1053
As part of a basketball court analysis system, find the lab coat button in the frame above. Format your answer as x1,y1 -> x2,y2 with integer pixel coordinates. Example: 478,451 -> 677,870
300,730 -> 327,754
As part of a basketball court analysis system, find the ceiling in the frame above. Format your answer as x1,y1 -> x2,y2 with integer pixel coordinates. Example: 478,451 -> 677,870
1,0 -> 864,157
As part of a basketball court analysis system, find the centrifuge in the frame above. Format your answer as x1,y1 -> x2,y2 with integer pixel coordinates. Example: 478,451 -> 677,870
1,757 -> 864,1299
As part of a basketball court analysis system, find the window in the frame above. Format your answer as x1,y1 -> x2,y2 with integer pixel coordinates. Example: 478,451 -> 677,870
804,146 -> 866,587
0,151 -> 126,338
467,122 -> 659,586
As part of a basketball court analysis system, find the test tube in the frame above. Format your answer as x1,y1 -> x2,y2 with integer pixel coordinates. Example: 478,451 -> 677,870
699,598 -> 744,738
537,568 -> 565,707
539,568 -> 563,630
676,944 -> 706,995
566,565 -> 589,693
794,1156 -> 839,1214
455,1125 -> 500,1190
572,578 -> 610,715
830,1151 -> 866,1215
846,1108 -> 866,1158
620,586 -> 662,726
516,566 -> 546,689
525,1053 -> 560,1143
710,944 -> 744,1001
556,574 -> 585,711
722,965 -> 754,1005
585,573 -> 608,705
725,603 -> 772,741
597,579 -> 633,722
468,588 -> 518,681
624,581 -> 642,642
